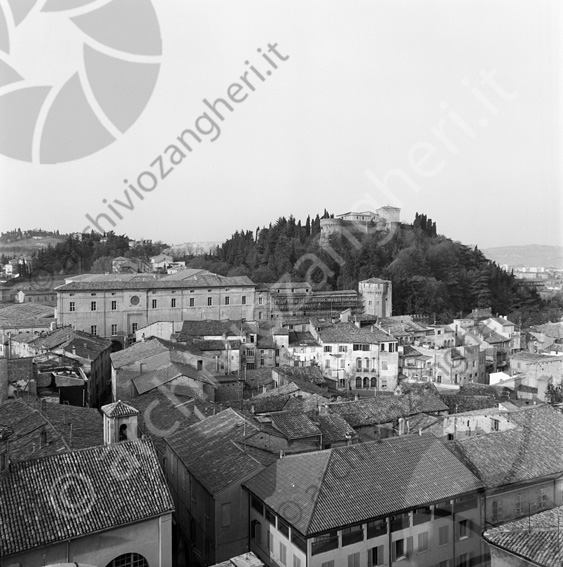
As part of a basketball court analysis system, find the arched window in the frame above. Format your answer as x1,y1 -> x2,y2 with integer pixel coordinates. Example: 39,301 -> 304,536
371,377 -> 377,388
356,358 -> 362,371
119,423 -> 128,442
355,377 -> 362,389
363,377 -> 369,389
364,357 -> 369,370
106,553 -> 148,567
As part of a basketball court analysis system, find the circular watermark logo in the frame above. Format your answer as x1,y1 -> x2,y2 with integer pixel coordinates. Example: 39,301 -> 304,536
0,0 -> 161,164
50,472 -> 95,520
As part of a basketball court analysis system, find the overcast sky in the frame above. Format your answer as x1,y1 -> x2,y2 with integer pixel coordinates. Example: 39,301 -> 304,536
1,0 -> 561,249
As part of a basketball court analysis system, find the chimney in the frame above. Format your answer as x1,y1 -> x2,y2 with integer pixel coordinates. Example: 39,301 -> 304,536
398,417 -> 405,436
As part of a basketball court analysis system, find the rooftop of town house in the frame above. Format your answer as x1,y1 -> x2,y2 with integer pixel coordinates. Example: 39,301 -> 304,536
0,437 -> 174,558
483,506 -> 563,567
473,324 -> 510,345
27,327 -> 112,357
439,393 -> 499,413
511,351 -> 563,363
309,411 -> 357,444
531,322 -> 563,339
0,303 -> 55,321
486,316 -> 516,327
394,381 -> 441,397
131,361 -> 215,395
288,331 -> 321,347
56,273 -> 255,291
257,381 -> 327,398
0,399 -> 103,462
165,408 -> 270,495
274,365 -> 327,385
244,435 -> 483,536
317,322 -> 396,344
326,394 -> 449,428
127,388 -> 203,453
178,319 -> 256,340
110,336 -> 203,369
189,339 -> 242,351
448,405 -> 563,489
268,411 -> 322,440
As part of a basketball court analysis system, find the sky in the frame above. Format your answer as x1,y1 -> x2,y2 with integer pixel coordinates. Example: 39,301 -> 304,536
0,0 -> 561,250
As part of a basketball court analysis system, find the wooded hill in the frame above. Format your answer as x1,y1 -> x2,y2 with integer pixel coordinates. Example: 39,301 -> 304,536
188,211 -> 549,324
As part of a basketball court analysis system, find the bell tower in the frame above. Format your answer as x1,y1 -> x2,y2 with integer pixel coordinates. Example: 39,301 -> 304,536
101,400 -> 139,445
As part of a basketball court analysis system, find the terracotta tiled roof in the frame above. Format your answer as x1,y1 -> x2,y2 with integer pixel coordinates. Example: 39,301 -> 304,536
0,437 -> 174,557
440,393 -> 498,413
311,412 -> 357,444
132,361 -> 213,395
0,399 -> 103,461
166,408 -> 264,494
327,394 -> 448,428
484,506 -> 563,567
111,337 -> 202,369
128,388 -> 201,454
288,331 -> 320,347
243,394 -> 294,414
178,319 -> 251,339
318,322 -> 394,344
269,411 -> 321,440
244,435 -> 483,535
57,274 -> 254,291
449,405 -> 563,488
101,400 -> 139,418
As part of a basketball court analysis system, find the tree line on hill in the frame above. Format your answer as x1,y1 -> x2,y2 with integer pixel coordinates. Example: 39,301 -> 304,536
29,232 -> 168,276
19,214 -> 562,327
187,211 -> 560,326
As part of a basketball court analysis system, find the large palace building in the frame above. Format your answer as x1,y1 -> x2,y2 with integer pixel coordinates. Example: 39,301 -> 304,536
55,270 -> 256,344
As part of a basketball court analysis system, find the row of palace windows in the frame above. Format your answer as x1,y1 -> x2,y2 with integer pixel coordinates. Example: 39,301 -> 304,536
251,496 -> 474,559
74,296 -> 248,312
323,343 -> 397,353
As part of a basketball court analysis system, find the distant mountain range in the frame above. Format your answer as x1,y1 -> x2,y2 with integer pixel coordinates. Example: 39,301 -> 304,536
483,245 -> 563,268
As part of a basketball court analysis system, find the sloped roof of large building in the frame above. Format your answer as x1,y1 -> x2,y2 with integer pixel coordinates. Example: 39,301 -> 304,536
0,437 -> 174,557
244,435 -> 482,536
449,405 -> 563,488
484,506 -> 563,567
56,273 -> 255,291
166,408 -> 266,495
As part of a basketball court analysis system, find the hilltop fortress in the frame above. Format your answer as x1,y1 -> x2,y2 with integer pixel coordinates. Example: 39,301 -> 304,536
320,206 -> 401,242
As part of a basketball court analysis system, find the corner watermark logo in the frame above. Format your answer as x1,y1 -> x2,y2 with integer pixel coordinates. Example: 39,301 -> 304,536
0,0 -> 161,164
